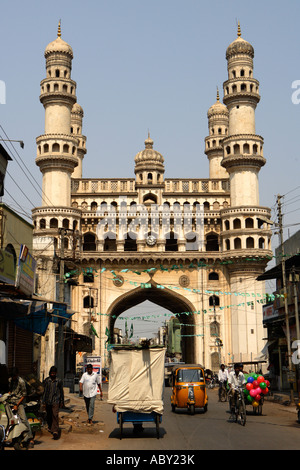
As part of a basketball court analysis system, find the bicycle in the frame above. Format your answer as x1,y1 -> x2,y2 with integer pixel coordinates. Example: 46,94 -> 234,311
229,387 -> 246,426
219,382 -> 227,402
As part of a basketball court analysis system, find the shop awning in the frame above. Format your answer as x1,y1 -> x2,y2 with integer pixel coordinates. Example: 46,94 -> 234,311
0,298 -> 74,335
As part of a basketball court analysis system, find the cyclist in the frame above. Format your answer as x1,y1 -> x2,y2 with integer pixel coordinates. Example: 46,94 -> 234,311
228,363 -> 246,420
218,364 -> 228,401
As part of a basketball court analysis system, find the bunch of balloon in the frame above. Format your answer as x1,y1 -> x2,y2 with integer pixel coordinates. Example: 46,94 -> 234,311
243,374 -> 270,410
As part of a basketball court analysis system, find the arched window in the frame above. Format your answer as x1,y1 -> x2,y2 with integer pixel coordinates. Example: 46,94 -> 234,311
52,143 -> 60,152
91,202 -> 97,212
83,233 -> 96,251
209,272 -> 219,281
63,219 -> 69,229
245,218 -> 254,228
83,296 -> 94,309
50,218 -> 58,228
224,220 -> 230,230
40,219 -> 46,229
104,232 -> 117,251
259,237 -> 265,249
210,321 -> 220,337
234,238 -> 241,249
124,232 -> 137,252
206,233 -> 219,252
165,232 -> 178,251
246,237 -> 254,248
209,296 -> 220,307
225,239 -> 230,250
233,218 -> 241,229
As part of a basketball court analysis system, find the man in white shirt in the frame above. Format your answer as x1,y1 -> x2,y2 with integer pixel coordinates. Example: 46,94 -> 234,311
79,364 -> 103,424
227,363 -> 246,418
218,364 -> 228,401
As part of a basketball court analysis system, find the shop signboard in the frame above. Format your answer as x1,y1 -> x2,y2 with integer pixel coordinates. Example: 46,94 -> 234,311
0,249 -> 15,284
15,244 -> 37,296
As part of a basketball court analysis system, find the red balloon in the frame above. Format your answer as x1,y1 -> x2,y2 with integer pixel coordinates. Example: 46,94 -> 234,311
246,383 -> 253,391
257,376 -> 265,383
252,380 -> 259,388
255,394 -> 261,401
262,387 -> 269,395
265,380 -> 270,387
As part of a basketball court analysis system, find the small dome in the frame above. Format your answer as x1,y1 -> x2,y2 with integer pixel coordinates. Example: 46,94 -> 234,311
72,103 -> 84,116
226,23 -> 254,60
207,89 -> 229,118
45,22 -> 73,58
134,133 -> 164,165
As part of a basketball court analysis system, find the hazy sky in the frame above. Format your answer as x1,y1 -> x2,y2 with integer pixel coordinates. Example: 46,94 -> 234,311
1,0 -> 300,338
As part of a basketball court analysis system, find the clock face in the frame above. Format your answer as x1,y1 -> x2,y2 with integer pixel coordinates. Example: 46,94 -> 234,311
146,235 -> 156,246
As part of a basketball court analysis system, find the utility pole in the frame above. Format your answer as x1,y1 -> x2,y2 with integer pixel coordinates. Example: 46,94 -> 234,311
277,195 -> 295,403
57,228 -> 65,381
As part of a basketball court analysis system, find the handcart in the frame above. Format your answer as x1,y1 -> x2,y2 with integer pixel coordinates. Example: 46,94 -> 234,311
117,411 -> 162,439
108,345 -> 166,439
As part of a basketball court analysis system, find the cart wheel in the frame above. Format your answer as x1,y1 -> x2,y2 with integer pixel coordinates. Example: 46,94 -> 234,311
156,414 -> 160,439
119,413 -> 123,440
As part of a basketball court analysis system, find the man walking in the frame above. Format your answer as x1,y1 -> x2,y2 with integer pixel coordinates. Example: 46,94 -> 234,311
42,366 -> 64,440
218,364 -> 228,401
80,364 -> 102,424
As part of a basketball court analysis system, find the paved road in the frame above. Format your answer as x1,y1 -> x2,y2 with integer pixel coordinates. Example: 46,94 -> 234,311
27,385 -> 300,452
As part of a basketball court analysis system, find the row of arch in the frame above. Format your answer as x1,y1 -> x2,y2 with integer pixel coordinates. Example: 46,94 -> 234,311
225,142 -> 261,156
76,200 -> 227,212
37,142 -> 77,155
41,82 -> 75,95
224,236 -> 268,250
224,82 -> 258,95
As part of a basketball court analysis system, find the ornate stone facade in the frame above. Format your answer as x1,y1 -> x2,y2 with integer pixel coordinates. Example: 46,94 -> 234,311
33,23 -> 272,375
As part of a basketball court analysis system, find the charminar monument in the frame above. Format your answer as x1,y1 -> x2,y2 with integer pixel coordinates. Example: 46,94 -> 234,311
32,22 -> 273,378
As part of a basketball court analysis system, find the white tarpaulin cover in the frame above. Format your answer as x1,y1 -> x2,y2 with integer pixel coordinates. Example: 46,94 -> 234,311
108,347 -> 166,414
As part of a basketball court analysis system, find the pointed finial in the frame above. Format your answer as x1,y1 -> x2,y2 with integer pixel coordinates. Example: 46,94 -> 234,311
58,20 -> 62,38
216,87 -> 220,102
237,21 -> 241,37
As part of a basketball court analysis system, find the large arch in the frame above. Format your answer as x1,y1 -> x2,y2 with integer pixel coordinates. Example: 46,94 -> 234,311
106,280 -> 197,363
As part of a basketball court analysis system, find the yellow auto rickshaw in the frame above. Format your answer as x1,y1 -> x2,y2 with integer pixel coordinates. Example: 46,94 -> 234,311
170,364 -> 208,415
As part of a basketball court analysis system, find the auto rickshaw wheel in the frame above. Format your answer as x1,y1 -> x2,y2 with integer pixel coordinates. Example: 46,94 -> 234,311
171,403 -> 176,412
189,404 -> 195,415
203,404 -> 208,413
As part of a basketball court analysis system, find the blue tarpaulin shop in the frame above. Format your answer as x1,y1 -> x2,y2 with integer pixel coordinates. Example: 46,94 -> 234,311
0,298 -> 73,335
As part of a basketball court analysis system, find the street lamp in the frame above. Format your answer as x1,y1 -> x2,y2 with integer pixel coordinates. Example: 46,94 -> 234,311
0,139 -> 24,148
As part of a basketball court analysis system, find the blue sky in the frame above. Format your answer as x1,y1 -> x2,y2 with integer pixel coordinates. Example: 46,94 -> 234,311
1,0 -> 300,337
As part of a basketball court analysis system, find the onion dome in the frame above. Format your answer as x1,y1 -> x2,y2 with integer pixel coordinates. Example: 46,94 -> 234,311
134,133 -> 165,166
45,21 -> 73,58
207,89 -> 229,118
71,103 -> 84,117
226,22 -> 254,60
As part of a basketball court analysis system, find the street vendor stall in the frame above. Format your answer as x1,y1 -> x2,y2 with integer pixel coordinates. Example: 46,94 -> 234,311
108,345 -> 166,439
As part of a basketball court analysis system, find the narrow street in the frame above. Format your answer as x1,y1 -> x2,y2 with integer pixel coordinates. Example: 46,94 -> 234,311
25,385 -> 300,452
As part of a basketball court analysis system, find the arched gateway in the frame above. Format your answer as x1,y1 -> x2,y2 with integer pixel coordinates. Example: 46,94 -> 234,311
33,23 -> 273,378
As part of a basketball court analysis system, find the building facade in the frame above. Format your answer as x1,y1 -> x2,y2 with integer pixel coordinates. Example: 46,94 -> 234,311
32,23 -> 273,374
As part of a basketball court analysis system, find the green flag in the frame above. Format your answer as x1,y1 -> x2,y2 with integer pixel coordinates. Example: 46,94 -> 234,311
90,323 -> 99,338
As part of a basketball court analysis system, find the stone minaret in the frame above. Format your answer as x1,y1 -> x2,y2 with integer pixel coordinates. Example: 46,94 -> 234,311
32,23 -> 82,378
220,24 -> 272,362
205,88 -> 229,179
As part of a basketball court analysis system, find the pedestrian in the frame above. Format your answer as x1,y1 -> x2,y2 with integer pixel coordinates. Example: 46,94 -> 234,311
79,364 -> 102,424
218,364 -> 228,401
8,367 -> 33,447
42,366 -> 64,440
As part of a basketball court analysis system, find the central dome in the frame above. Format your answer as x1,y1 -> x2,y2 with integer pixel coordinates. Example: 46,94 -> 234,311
134,133 -> 165,165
